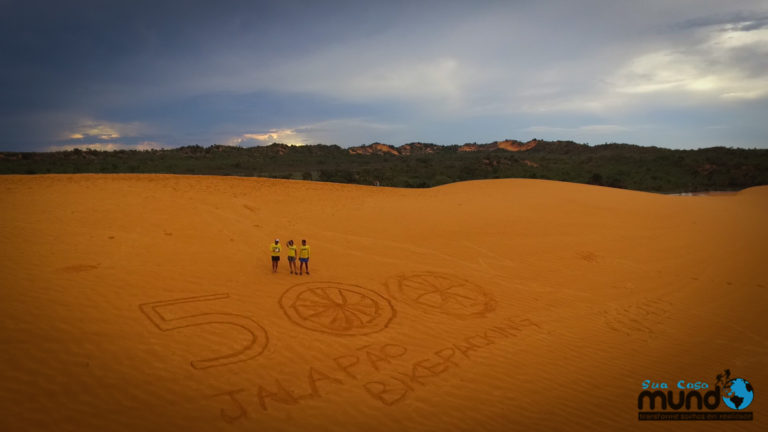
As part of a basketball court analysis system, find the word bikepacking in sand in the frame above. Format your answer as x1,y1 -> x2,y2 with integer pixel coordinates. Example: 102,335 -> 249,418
210,317 -> 543,423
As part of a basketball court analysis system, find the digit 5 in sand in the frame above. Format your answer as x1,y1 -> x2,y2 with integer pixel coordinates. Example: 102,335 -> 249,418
139,293 -> 269,369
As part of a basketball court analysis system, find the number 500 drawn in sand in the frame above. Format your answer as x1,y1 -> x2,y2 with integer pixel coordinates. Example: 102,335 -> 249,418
139,293 -> 270,369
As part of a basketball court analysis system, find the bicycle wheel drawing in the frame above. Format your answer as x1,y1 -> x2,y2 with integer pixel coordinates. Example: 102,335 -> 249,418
386,272 -> 496,318
279,282 -> 395,336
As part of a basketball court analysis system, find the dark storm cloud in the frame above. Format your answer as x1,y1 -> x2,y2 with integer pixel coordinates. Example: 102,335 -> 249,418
2,0 -> 476,149
0,0 -> 405,110
1,0 -> 767,151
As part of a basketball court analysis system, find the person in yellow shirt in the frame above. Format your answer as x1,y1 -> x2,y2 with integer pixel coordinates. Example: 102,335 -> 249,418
299,239 -> 310,275
286,240 -> 298,274
270,238 -> 281,273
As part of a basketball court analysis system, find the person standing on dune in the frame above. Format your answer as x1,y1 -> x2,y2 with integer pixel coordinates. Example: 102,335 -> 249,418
270,239 -> 281,273
287,240 -> 298,274
299,239 -> 310,275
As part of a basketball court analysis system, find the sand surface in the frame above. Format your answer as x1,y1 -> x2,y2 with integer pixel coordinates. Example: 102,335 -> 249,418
1,174 -> 766,431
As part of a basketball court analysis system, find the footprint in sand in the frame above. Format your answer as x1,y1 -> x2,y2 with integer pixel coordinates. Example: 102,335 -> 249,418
576,251 -> 600,263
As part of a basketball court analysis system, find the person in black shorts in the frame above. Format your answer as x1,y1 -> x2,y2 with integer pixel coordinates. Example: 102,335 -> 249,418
270,238 -> 281,273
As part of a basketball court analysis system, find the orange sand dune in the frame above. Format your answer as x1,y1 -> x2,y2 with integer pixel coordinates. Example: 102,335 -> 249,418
1,174 -> 766,431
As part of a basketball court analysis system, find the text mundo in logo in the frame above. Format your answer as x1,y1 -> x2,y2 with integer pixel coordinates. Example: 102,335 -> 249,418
637,369 -> 754,421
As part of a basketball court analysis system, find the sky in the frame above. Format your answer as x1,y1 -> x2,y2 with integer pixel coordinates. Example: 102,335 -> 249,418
1,0 -> 767,151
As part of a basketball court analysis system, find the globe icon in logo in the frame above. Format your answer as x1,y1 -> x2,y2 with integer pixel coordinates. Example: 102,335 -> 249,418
722,378 -> 754,410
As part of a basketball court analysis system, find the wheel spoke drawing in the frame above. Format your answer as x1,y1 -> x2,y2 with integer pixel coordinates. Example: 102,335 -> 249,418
279,282 -> 395,336
386,272 -> 496,319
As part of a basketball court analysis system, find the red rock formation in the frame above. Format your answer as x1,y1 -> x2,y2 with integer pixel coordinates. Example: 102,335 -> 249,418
348,143 -> 399,155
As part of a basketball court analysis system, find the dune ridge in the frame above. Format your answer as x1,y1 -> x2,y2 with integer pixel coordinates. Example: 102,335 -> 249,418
1,174 -> 766,431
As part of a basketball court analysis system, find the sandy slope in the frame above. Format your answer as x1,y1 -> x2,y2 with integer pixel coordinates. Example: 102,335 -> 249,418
0,174 -> 766,431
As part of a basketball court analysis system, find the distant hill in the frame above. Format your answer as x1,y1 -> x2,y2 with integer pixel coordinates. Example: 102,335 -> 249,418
1,140 -> 767,193
348,139 -> 538,154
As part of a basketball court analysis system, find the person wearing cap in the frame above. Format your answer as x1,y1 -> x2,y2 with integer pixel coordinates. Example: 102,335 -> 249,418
298,239 -> 310,275
270,239 -> 281,273
286,240 -> 298,274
